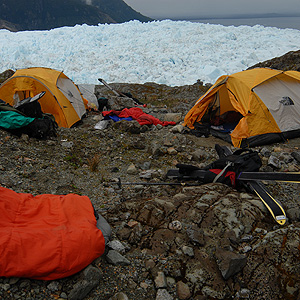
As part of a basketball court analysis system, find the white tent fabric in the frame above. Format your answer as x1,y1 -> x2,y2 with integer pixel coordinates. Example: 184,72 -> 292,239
78,84 -> 98,109
57,77 -> 86,118
253,77 -> 300,131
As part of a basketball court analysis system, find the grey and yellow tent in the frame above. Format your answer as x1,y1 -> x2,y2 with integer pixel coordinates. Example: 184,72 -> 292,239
184,68 -> 300,148
0,67 -> 87,128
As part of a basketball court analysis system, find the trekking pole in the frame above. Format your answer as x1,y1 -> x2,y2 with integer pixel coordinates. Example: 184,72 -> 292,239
105,178 -> 202,189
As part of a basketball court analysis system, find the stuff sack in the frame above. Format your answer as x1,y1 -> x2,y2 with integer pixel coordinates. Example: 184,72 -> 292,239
0,187 -> 105,280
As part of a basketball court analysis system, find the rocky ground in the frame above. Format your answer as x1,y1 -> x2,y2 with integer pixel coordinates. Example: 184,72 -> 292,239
1,50 -> 300,300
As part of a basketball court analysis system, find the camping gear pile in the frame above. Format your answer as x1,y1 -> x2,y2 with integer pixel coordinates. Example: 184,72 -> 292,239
0,92 -> 58,139
102,107 -> 176,127
166,144 -> 298,226
96,78 -> 176,128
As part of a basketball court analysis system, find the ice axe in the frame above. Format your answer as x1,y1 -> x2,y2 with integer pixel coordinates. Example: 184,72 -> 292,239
98,78 -> 147,107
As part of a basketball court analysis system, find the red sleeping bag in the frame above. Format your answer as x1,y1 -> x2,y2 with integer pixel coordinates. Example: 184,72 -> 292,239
102,107 -> 177,126
0,187 -> 105,280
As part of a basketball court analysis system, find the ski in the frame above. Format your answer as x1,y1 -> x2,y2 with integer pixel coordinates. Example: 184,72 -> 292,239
245,180 -> 286,225
237,171 -> 300,183
166,168 -> 300,183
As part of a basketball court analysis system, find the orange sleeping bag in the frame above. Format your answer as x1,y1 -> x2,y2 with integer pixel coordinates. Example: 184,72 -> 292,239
0,187 -> 105,280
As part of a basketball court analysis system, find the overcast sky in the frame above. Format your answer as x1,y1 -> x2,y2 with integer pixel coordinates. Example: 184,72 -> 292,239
124,0 -> 300,19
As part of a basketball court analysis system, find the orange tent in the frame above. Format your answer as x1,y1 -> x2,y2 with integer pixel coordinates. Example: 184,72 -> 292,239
184,68 -> 300,147
0,67 -> 87,128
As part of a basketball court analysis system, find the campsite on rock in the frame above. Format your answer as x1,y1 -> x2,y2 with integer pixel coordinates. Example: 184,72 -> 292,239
1,50 -> 300,300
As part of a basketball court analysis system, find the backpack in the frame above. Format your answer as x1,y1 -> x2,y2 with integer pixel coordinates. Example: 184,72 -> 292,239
202,148 -> 262,186
205,148 -> 262,173
22,114 -> 58,139
17,101 -> 43,119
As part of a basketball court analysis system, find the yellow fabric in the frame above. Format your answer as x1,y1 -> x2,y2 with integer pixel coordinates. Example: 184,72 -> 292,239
0,67 -> 85,128
184,68 -> 300,147
183,79 -> 225,128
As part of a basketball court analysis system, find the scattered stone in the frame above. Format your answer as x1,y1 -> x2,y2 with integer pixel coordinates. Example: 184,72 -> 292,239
127,163 -> 139,175
186,227 -> 205,246
167,147 -> 177,155
278,152 -> 294,164
145,259 -> 156,270
287,164 -> 299,172
286,207 -> 300,221
140,281 -> 149,289
61,141 -> 74,148
8,277 -> 19,285
108,95 -> 137,110
156,289 -> 173,300
260,147 -> 271,157
0,284 -> 10,291
170,124 -> 185,133
127,220 -> 139,228
291,151 -> 300,163
166,276 -> 176,287
133,184 -> 144,191
154,271 -> 168,288
107,240 -> 126,253
139,170 -> 155,179
240,234 -> 253,242
191,149 -> 209,162
47,281 -> 60,292
113,120 -> 141,134
235,288 -> 251,299
177,281 -> 192,300
160,113 -> 182,123
241,245 -> 252,253
268,155 -> 281,169
59,292 -> 68,299
215,248 -> 247,280
141,161 -> 151,170
105,250 -> 130,266
182,245 -> 194,257
68,266 -> 102,300
148,142 -> 165,156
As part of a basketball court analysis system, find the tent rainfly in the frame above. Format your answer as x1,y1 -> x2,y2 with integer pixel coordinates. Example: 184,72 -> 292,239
184,68 -> 300,148
0,67 -> 87,128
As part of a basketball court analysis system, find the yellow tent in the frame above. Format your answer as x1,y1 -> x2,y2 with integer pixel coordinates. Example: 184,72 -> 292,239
0,67 -> 87,128
184,68 -> 300,148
